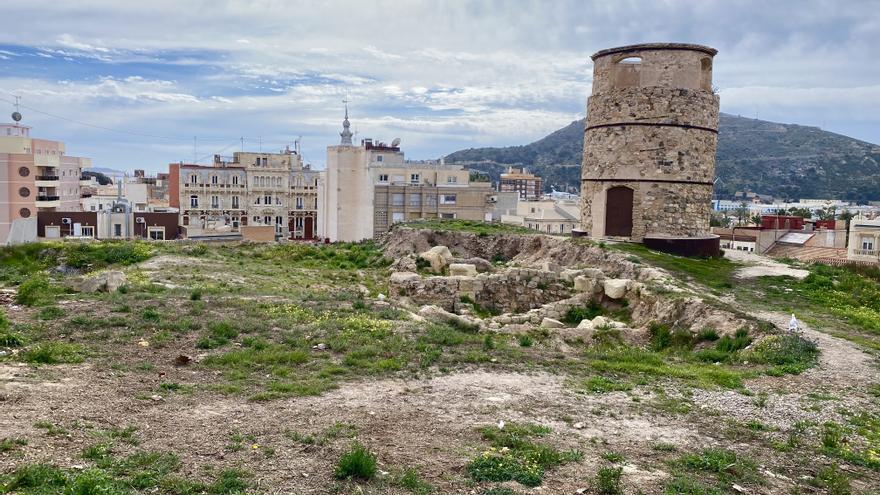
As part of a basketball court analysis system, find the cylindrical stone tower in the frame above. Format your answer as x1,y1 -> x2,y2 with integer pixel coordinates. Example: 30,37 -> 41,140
578,43 -> 720,256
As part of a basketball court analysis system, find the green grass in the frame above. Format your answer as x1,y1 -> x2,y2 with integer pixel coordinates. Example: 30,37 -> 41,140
607,243 -> 737,291
399,219 -> 537,236
581,376 -> 632,393
19,342 -> 86,364
594,465 -> 623,494
393,467 -> 434,494
676,448 -> 757,483
0,451 -> 251,494
0,437 -> 27,453
335,442 -> 377,481
562,302 -> 605,325
467,423 -> 581,487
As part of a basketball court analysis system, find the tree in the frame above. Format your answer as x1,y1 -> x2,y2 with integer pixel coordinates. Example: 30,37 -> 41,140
838,209 -> 855,221
734,202 -> 749,224
750,214 -> 762,226
817,206 -> 837,221
789,207 -> 812,219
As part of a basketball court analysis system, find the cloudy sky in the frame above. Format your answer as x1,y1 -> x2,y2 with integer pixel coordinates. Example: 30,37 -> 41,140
1,0 -> 878,173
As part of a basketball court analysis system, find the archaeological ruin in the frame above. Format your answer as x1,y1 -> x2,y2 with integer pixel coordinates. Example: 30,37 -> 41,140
575,43 -> 721,257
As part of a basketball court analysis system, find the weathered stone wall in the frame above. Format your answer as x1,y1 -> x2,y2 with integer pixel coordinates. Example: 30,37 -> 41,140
390,268 -> 572,313
580,43 -> 719,242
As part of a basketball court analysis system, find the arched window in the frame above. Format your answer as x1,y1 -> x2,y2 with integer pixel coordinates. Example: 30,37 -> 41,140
613,56 -> 642,88
700,57 -> 713,91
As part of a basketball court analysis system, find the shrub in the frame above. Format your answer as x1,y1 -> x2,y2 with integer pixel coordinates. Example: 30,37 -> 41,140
20,342 -> 85,364
594,466 -> 623,495
189,288 -> 202,301
649,323 -> 693,350
62,242 -> 154,269
335,442 -> 377,480
16,272 -> 55,306
37,306 -> 64,320
518,334 -> 533,347
749,333 -> 818,374
562,302 -> 604,325
715,329 -> 752,353
809,464 -> 852,495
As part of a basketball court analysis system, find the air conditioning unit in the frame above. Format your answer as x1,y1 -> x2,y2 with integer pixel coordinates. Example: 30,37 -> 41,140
135,217 -> 145,224
61,218 -> 72,224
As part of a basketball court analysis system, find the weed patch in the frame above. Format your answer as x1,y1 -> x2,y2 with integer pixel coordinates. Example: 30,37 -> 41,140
335,442 -> 377,481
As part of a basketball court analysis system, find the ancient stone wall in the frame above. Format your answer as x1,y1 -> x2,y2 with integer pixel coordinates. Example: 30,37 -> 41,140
580,43 -> 719,242
390,268 -> 572,313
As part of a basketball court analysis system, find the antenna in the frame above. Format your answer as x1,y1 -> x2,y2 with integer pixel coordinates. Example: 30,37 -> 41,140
11,95 -> 22,123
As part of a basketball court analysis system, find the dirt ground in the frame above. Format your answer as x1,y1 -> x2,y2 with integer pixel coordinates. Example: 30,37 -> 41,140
2,307 -> 878,494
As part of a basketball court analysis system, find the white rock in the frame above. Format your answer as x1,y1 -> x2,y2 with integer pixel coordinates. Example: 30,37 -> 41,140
418,245 -> 453,273
591,316 -> 609,328
449,263 -> 478,277
576,319 -> 594,330
389,271 -> 420,284
573,275 -> 599,293
540,317 -> 565,328
76,270 -> 127,293
603,278 -> 630,299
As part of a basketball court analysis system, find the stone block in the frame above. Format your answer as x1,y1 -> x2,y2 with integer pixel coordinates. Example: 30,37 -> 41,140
541,317 -> 565,328
603,278 -> 630,299
449,263 -> 478,277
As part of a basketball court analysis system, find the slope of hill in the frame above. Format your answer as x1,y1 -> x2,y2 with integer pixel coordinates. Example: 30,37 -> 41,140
445,114 -> 880,201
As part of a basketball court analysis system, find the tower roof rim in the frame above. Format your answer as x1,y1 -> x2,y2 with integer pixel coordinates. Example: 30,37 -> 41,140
591,43 -> 717,61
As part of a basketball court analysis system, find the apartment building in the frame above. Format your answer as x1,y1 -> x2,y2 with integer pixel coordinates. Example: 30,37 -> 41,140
321,108 -> 493,242
169,147 -> 322,239
499,166 -> 543,200
1,122 -> 91,244
847,219 -> 880,263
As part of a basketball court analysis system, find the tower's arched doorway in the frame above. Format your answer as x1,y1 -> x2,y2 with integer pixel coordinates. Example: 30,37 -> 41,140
605,186 -> 633,237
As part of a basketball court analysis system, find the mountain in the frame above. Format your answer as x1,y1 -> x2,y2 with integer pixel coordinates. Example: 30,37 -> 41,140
445,114 -> 880,201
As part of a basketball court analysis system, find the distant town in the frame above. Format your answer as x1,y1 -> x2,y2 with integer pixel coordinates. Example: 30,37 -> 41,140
2,102 -> 879,267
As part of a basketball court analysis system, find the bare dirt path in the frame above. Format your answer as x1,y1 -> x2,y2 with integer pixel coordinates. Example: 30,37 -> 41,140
725,250 -> 810,280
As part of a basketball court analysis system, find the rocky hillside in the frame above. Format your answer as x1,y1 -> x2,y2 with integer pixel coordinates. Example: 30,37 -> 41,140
445,114 -> 880,201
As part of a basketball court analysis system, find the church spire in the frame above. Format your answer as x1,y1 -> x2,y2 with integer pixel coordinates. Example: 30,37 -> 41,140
340,98 -> 353,145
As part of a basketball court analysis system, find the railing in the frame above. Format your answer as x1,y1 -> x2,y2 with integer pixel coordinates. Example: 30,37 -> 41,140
37,195 -> 60,201
851,248 -> 878,257
36,175 -> 59,181
80,175 -> 90,181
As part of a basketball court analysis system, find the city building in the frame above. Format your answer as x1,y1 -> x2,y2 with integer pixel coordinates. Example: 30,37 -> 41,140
847,219 -> 880,263
577,43 -> 720,257
169,146 -> 322,240
501,198 -> 579,235
37,210 -> 180,240
499,166 -> 543,200
1,121 -> 92,244
320,107 -> 494,242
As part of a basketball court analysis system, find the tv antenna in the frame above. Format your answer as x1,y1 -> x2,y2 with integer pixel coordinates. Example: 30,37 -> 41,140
11,95 -> 22,123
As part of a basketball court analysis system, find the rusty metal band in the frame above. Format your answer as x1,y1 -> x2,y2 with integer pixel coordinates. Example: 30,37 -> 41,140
582,178 -> 715,186
584,122 -> 718,134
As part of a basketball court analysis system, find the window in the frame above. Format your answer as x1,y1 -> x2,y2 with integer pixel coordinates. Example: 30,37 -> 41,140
19,208 -> 31,218
392,193 -> 405,206
211,195 -> 219,208
264,216 -> 272,225
410,173 -> 420,184
264,195 -> 271,205
862,237 -> 875,251
190,174 -> 197,184
440,194 -> 457,205
426,195 -> 437,207
232,176 -> 239,185
296,197 -> 304,209
18,166 -> 29,177
148,227 -> 165,240
81,226 -> 94,237
392,212 -> 405,223
255,196 -> 261,205
409,194 -> 421,207
275,197 -> 282,205
190,195 -> 199,207
440,212 -> 455,219
114,224 -> 122,237
447,175 -> 457,184
90,205 -> 96,211
18,187 -> 30,197
262,157 -> 268,166
211,175 -> 218,185
377,155 -> 383,162
232,196 -> 239,208
378,174 -> 389,183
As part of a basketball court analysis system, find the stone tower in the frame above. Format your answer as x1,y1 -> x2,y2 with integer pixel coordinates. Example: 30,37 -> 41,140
578,43 -> 720,256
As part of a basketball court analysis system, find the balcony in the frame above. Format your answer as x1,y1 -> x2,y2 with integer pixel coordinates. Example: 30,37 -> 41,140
35,175 -> 60,187
35,195 -> 61,208
80,175 -> 92,186
851,248 -> 878,258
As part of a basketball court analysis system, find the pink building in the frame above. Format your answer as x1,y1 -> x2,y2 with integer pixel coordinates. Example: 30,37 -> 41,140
1,123 -> 92,243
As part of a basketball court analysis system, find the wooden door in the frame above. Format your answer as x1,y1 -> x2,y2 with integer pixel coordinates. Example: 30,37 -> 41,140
304,217 -> 313,239
605,186 -> 633,237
